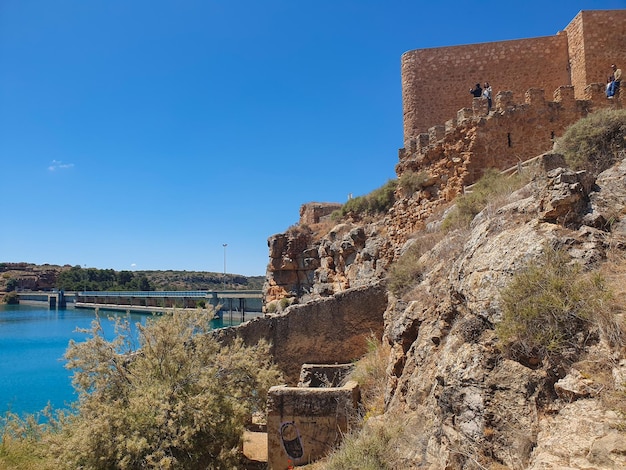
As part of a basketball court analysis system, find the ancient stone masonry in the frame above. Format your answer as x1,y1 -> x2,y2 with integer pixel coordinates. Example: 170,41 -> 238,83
267,364 -> 359,469
401,10 -> 626,143
388,83 -> 619,248
264,9 -> 626,304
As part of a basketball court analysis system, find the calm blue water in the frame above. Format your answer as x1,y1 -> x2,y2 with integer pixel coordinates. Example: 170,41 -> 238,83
0,304 -> 240,418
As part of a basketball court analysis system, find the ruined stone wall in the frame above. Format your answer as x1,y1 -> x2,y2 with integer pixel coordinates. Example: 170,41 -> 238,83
299,202 -> 342,226
267,381 -> 360,469
390,84 -> 618,246
401,9 -> 626,145
213,282 -> 387,384
566,10 -> 626,99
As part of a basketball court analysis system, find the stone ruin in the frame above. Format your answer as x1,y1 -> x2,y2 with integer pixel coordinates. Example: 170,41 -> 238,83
266,363 -> 359,469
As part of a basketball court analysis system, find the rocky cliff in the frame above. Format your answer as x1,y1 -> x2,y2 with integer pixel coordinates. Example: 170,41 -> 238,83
262,146 -> 626,468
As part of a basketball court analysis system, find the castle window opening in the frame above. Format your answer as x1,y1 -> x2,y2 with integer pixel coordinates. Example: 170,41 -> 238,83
507,133 -> 512,147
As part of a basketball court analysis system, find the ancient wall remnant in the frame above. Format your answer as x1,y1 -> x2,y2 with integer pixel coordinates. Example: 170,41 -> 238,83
299,202 -> 342,226
267,375 -> 360,469
401,9 -> 626,146
213,282 -> 387,383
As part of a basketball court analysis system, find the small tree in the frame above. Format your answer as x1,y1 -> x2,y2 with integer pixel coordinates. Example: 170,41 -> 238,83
46,310 -> 282,469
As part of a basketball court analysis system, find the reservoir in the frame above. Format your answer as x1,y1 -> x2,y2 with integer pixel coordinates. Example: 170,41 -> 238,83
0,304 -> 243,418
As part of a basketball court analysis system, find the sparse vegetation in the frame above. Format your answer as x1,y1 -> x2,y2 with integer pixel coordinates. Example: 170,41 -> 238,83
496,246 -> 625,365
332,180 -> 397,221
348,335 -> 389,419
321,337 -> 402,470
441,168 -> 534,231
0,310 -> 282,469
398,170 -> 429,197
387,231 -> 444,298
554,108 -> 626,176
322,418 -> 402,470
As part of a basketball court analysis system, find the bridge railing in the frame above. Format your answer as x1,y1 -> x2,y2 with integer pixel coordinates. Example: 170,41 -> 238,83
77,290 -> 262,298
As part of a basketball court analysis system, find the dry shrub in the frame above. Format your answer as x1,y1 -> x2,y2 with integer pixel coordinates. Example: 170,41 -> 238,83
398,170 -> 429,197
496,246 -> 625,366
554,108 -> 626,177
348,335 -> 389,419
442,168 -> 535,232
387,231 -> 443,298
322,414 -> 406,470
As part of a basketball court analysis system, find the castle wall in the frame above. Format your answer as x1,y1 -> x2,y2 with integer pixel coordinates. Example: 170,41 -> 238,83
566,10 -> 626,99
401,9 -> 626,146
401,35 -> 570,146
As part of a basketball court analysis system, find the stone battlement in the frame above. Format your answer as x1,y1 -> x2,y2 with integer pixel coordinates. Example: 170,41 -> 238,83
398,83 -> 618,189
401,10 -> 626,144
387,83 -> 621,249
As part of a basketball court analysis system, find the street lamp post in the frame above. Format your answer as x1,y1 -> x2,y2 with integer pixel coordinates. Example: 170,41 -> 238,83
222,243 -> 227,291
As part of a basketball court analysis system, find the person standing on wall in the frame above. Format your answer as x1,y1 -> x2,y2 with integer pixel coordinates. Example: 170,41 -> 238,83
470,83 -> 482,98
611,64 -> 622,98
483,82 -> 492,113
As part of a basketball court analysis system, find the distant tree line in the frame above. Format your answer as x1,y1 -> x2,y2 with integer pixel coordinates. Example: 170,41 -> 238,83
56,266 -> 154,292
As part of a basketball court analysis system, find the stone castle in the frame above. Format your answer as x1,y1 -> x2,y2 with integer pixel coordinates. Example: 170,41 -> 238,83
392,9 -> 626,246
264,8 -> 626,304
401,9 -> 626,145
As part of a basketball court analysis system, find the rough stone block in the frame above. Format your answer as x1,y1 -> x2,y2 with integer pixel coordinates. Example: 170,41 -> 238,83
525,88 -> 546,107
416,133 -> 430,153
554,85 -> 575,103
267,381 -> 360,469
495,91 -> 514,111
428,125 -> 446,144
297,363 -> 355,387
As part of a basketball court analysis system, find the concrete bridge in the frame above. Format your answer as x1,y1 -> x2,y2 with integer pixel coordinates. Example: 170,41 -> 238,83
15,290 -> 263,319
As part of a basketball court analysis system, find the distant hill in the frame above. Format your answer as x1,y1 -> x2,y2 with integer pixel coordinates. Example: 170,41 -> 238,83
0,262 -> 265,294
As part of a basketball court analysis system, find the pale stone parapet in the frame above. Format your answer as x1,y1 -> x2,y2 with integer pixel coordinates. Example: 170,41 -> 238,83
525,88 -> 546,107
495,90 -> 514,111
554,85 -> 575,103
472,96 -> 489,116
457,107 -> 473,125
416,133 -> 430,153
429,125 -> 446,144
584,83 -> 609,101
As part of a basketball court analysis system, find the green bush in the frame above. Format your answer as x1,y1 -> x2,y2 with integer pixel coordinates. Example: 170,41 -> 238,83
3,291 -> 19,304
387,242 -> 424,297
496,246 -> 623,364
554,108 -> 626,176
442,168 -> 531,231
335,180 -> 397,220
398,170 -> 429,197
40,310 -> 282,469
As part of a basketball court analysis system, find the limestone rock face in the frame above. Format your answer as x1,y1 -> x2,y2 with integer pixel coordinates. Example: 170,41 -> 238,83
380,158 -> 626,469
261,155 -> 626,468
264,220 -> 393,308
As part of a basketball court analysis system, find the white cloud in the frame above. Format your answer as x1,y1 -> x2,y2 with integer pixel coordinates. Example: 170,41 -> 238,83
48,160 -> 75,171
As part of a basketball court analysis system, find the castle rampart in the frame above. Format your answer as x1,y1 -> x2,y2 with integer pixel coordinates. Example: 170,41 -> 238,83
389,83 -> 618,246
401,10 -> 626,147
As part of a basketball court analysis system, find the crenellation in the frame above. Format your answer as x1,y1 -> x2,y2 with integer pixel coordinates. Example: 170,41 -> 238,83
429,125 -> 446,145
553,85 -> 575,103
401,9 -> 626,147
525,88 -> 546,107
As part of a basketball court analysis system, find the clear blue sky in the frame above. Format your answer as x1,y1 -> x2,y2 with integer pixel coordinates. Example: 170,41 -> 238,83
2,1 -> 624,276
